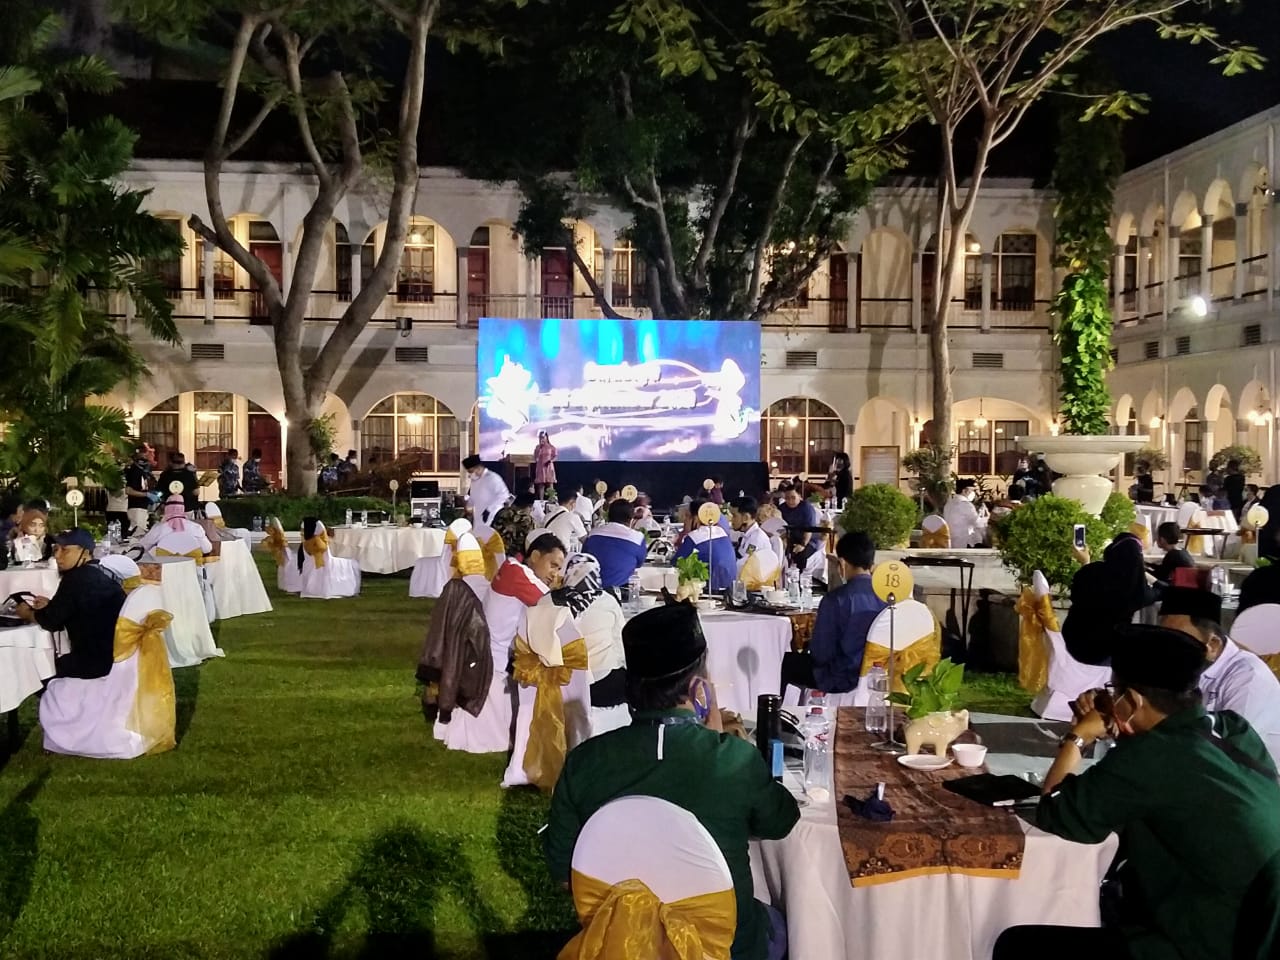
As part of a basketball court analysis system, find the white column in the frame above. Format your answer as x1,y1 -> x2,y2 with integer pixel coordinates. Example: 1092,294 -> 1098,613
847,251 -> 859,332
203,242 -> 215,324
910,252 -> 922,333
601,247 -> 615,309
1234,202 -> 1248,301
456,245 -> 469,328
350,250 -> 363,300
457,417 -> 471,490
1165,226 -> 1180,322
524,257 -> 537,318
1199,215 -> 1213,301
282,241 -> 293,301
980,252 -> 993,332
1136,237 -> 1150,319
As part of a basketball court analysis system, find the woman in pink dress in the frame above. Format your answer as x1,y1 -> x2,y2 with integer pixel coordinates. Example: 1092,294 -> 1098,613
534,431 -> 557,499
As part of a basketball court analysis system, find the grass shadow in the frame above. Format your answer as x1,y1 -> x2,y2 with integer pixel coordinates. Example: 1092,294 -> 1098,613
268,821 -> 507,960
174,665 -> 201,744
490,788 -> 575,960
1,699 -> 38,775
0,769 -> 50,943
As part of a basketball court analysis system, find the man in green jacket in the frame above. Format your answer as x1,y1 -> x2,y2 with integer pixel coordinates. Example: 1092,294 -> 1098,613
995,625 -> 1280,960
545,602 -> 799,960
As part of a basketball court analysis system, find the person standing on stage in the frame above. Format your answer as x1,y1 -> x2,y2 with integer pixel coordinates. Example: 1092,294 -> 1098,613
534,431 -> 557,500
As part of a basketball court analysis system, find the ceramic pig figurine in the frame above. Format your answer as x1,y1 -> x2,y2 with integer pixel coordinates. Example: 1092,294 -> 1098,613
905,709 -> 970,756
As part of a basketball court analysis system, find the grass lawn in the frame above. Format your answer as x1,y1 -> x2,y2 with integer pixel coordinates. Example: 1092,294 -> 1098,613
0,555 -> 1030,959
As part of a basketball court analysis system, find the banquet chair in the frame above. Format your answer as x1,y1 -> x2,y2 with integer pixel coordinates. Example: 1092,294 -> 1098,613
204,502 -> 252,541
263,518 -> 302,594
1232,605 -> 1280,657
1029,571 -> 1113,722
409,518 -> 471,598
153,529 -> 218,622
40,584 -> 177,759
564,796 -> 736,960
740,547 -> 780,591
501,602 -> 592,790
472,521 -> 506,580
920,515 -> 951,549
299,520 -> 361,600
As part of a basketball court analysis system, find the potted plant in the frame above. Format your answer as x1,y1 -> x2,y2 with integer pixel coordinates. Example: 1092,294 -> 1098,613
889,658 -> 969,756
838,484 -> 918,549
1134,446 -> 1171,474
675,555 -> 709,602
902,445 -> 954,511
994,494 -> 1108,594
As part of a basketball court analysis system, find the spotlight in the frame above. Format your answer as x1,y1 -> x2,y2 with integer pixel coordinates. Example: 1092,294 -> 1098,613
394,315 -> 413,338
1189,296 -> 1208,318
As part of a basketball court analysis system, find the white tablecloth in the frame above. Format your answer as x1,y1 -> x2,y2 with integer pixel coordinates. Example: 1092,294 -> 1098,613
700,611 -> 792,717
147,556 -> 223,667
1136,504 -> 1179,539
0,624 -> 58,713
329,525 -> 445,574
751,713 -> 1119,960
637,565 -> 679,593
205,538 -> 272,619
0,564 -> 60,600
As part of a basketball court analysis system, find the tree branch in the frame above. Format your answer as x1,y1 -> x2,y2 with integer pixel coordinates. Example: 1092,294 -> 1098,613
746,133 -> 806,312
569,238 -> 624,320
209,15 -> 261,160
692,91 -> 755,293
280,26 -> 331,187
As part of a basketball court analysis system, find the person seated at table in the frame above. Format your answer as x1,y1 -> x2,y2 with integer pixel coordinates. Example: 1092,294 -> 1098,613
1062,532 -> 1157,665
632,498 -> 662,537
139,495 -> 213,555
757,501 -> 787,538
994,624 -> 1280,960
550,553 -> 629,735
9,508 -> 52,562
1147,521 -> 1195,589
543,489 -> 588,552
730,497 -> 779,585
778,485 -> 822,570
0,494 -> 21,543
492,492 -> 538,560
545,601 -> 799,960
583,498 -> 648,590
14,529 -> 125,680
779,533 -> 885,696
1158,587 -> 1280,767
674,500 -> 736,593
943,478 -> 983,548
1198,484 -> 1230,512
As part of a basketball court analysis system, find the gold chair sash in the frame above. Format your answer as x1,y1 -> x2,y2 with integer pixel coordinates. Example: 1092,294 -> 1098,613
512,635 -> 589,792
1264,654 -> 1280,681
740,552 -> 779,591
212,518 -> 226,529
560,870 -> 736,960
156,547 -> 207,566
1186,520 -> 1205,556
455,549 -> 486,578
121,575 -> 144,594
262,526 -> 289,566
1128,522 -> 1151,549
920,519 -> 950,549
859,626 -> 942,694
113,610 -> 177,755
1014,588 -> 1058,693
481,533 -> 505,581
303,532 -> 330,568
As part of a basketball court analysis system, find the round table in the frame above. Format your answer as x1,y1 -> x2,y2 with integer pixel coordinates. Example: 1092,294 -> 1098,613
329,525 -> 445,574
204,537 -> 273,619
0,564 -> 60,600
0,623 -> 58,714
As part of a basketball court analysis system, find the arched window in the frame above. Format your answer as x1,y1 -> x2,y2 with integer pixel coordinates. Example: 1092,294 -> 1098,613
335,223 -> 353,302
762,398 -> 844,477
994,233 -> 1037,311
397,220 -> 436,303
1183,406 -> 1203,472
361,393 -> 460,473
140,395 -> 180,465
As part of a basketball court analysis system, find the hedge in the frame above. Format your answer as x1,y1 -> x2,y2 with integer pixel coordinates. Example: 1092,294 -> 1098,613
216,495 -> 395,532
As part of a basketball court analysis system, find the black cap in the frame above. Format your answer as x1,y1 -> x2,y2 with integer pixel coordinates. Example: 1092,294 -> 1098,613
462,455 -> 481,470
622,601 -> 707,681
1112,625 -> 1208,693
53,528 -> 95,552
1158,588 -> 1222,624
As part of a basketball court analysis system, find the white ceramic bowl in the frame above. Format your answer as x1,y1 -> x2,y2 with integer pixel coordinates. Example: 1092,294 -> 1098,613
952,743 -> 988,768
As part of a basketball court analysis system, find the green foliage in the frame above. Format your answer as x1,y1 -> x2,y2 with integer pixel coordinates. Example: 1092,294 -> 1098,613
1051,87 -> 1125,436
902,445 -> 954,511
217,495 -> 393,532
1100,491 -> 1137,538
995,495 -> 1110,593
676,554 -> 710,584
889,658 -> 965,721
1209,445 -> 1263,475
1135,446 -> 1171,472
308,413 -> 338,460
838,483 -> 917,549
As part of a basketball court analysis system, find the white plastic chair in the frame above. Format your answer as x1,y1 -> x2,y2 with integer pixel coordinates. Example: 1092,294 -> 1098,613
40,585 -> 175,759
1030,570 -> 1114,721
299,520 -> 361,599
1233,605 -> 1280,657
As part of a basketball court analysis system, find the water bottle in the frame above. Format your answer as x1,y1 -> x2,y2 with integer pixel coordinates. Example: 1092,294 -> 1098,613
799,574 -> 813,610
803,706 -> 832,802
866,663 -> 889,734
627,571 -> 643,614
1209,565 -> 1227,597
344,508 -> 352,527
252,516 -> 263,533
786,566 -> 800,605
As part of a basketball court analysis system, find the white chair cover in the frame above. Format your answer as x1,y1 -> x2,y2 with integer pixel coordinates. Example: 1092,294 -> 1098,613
268,518 -> 302,594
431,574 -> 492,743
408,545 -> 453,598
40,585 -> 173,759
571,796 -> 733,904
152,530 -> 217,621
1233,605 -> 1280,656
1030,570 -> 1113,721
440,587 -> 524,753
299,521 -> 361,600
806,599 -> 937,710
204,539 -> 272,619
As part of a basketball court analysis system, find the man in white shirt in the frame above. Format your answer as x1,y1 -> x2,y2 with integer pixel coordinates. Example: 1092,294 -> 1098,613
731,497 -> 773,570
462,455 -> 510,526
943,479 -> 982,548
1159,588 -> 1280,767
543,490 -> 588,552
572,484 -> 596,528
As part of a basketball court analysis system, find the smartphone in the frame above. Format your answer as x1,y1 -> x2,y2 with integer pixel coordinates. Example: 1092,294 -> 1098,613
1072,524 -> 1087,550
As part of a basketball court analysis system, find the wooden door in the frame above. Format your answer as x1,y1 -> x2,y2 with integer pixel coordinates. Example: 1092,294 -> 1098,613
828,254 -> 849,331
541,249 -> 572,318
248,413 -> 282,488
467,247 -> 489,325
250,242 -> 284,322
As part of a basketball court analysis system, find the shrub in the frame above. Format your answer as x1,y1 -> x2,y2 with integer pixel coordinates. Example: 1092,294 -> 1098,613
1099,491 -> 1136,538
217,495 -> 394,532
995,494 -> 1109,593
1135,446 -> 1170,472
1208,445 -> 1263,476
902,445 -> 954,511
839,483 -> 918,550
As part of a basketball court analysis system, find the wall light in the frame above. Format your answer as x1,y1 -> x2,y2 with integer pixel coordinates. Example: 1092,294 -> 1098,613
408,231 -> 424,245
1188,296 -> 1208,318
404,414 -> 424,426
973,398 -> 988,430
786,416 -> 800,428
1149,415 -> 1164,430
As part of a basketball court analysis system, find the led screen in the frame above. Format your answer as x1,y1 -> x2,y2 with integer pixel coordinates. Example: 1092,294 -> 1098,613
477,317 -> 761,462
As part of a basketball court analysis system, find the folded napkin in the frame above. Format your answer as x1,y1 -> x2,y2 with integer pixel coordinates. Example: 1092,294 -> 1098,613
844,790 -> 894,822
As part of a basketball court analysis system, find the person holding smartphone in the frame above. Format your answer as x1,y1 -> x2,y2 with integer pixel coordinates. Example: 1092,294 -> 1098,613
1062,532 -> 1157,665
995,625 -> 1280,960
545,602 -> 799,960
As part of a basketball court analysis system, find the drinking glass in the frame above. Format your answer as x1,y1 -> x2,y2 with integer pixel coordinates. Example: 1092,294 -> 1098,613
731,579 -> 748,605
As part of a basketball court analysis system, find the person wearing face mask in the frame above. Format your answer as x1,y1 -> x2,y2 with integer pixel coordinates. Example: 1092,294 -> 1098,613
994,624 -> 1280,960
462,454 -> 510,526
218,448 -> 241,498
545,602 -> 799,960
943,478 -> 982,548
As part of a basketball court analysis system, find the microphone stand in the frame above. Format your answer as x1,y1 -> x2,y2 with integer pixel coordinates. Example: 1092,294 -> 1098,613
873,592 -> 904,754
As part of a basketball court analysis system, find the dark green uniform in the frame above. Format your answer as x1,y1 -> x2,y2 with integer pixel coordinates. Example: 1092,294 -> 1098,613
1036,707 -> 1280,960
546,709 -> 800,960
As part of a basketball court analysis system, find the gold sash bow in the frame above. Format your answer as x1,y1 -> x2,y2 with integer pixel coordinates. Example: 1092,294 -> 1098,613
1014,588 -> 1058,693
1242,528 -> 1258,545
1128,522 -> 1151,549
481,533 -> 506,581
1187,521 -> 1205,556
113,610 -> 177,755
303,532 -> 330,568
121,575 -> 143,594
512,635 -> 589,791
561,870 -> 736,960
262,526 -> 289,566
455,549 -> 486,578
212,518 -> 226,529
920,519 -> 951,549
156,547 -> 209,566
860,625 -> 942,694
740,552 -> 779,591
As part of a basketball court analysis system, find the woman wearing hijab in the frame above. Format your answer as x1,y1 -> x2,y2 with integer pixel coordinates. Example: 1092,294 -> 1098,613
1062,532 -> 1158,665
550,553 -> 630,736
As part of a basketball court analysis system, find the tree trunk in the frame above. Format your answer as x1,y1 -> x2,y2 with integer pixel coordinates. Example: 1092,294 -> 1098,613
285,404 -> 319,495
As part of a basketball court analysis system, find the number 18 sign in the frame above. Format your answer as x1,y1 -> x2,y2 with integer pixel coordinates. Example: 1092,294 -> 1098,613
870,561 -> 913,604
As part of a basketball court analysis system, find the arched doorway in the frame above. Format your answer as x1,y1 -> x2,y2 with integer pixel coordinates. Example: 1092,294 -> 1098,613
361,393 -> 461,474
761,398 -> 845,480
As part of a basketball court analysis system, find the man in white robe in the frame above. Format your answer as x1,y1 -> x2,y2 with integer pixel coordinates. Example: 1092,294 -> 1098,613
463,455 -> 511,526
